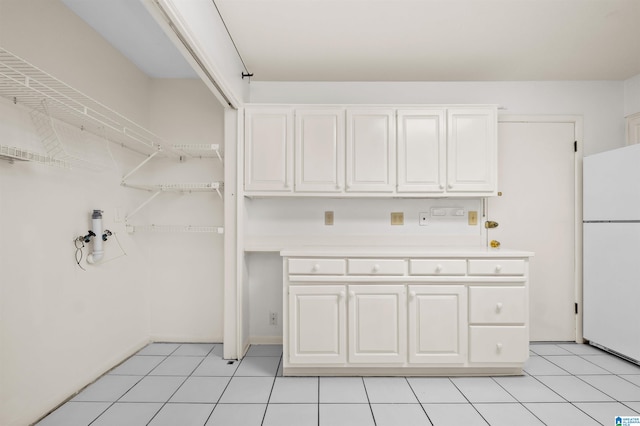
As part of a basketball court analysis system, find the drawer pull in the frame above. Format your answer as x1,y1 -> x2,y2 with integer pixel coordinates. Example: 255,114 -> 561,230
372,264 -> 380,273
496,343 -> 503,353
495,265 -> 502,273
435,264 -> 443,273
312,264 -> 320,272
496,302 -> 503,313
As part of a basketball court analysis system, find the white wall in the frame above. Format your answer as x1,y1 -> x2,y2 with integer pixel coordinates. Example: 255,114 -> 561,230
624,73 -> 640,117
0,2 -> 224,425
249,81 -> 625,155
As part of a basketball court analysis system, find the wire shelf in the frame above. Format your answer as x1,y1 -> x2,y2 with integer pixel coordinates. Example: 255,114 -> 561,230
126,224 -> 224,234
122,182 -> 222,192
0,144 -> 70,168
0,47 -> 164,156
172,144 -> 222,161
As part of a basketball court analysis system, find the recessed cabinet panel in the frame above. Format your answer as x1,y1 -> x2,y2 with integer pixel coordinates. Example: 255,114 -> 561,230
346,109 -> 396,192
244,108 -> 293,192
469,326 -> 529,363
408,286 -> 467,364
409,259 -> 467,275
295,109 -> 345,192
348,285 -> 406,363
288,258 -> 346,275
447,108 -> 497,194
347,259 -> 406,275
289,285 -> 347,364
469,286 -> 527,324
468,259 -> 526,276
397,110 -> 446,192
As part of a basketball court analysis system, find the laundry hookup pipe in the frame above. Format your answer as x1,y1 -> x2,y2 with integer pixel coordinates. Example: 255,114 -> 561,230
87,210 -> 103,264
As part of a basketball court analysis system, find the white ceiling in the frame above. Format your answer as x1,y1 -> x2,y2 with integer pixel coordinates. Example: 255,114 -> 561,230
62,0 -> 640,82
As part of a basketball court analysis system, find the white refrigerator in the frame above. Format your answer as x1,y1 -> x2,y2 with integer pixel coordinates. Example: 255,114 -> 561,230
583,143 -> 640,364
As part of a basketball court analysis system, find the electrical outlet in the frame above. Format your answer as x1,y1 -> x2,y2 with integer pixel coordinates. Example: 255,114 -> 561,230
419,212 -> 429,226
269,312 -> 278,325
324,211 -> 334,226
391,212 -> 404,225
468,211 -> 478,226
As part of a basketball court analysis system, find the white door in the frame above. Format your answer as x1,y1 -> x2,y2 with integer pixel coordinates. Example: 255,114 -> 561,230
288,285 -> 347,364
345,109 -> 396,192
397,109 -> 446,193
408,285 -> 467,364
348,285 -> 406,363
295,108 -> 345,192
447,108 -> 497,194
244,108 -> 293,192
488,120 -> 576,341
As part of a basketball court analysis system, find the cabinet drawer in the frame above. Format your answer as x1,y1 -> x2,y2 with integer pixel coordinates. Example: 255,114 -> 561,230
409,259 -> 467,275
468,259 -> 525,276
348,259 -> 406,275
469,326 -> 528,363
469,287 -> 526,324
288,258 -> 346,275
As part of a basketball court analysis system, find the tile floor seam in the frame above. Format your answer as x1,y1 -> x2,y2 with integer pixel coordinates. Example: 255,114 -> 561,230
404,377 -> 434,425
361,377 -> 377,426
448,377 -> 492,425
489,376 -> 548,425
260,356 -> 281,426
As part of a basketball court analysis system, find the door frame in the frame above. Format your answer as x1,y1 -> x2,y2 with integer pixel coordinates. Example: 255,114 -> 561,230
497,115 -> 583,343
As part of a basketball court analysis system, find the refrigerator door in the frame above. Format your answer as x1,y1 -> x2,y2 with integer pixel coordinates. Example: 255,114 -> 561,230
583,144 -> 640,221
583,222 -> 640,363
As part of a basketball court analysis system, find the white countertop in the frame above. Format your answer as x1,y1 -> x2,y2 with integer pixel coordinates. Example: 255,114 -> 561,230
280,245 -> 534,258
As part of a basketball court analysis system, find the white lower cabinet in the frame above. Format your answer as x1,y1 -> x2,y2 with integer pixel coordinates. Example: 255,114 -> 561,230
408,285 -> 467,364
348,285 -> 406,363
288,285 -> 347,364
284,253 -> 531,375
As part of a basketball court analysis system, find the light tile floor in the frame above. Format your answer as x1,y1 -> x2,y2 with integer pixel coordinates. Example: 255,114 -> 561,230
35,342 -> 640,426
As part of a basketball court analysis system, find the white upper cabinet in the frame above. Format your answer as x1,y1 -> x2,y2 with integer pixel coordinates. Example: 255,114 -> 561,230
244,108 -> 293,192
446,108 -> 497,194
295,108 -> 345,192
397,109 -> 446,193
345,108 -> 396,192
243,105 -> 497,197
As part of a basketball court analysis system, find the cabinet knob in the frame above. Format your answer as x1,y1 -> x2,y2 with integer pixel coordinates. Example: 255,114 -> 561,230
448,184 -> 453,189
495,265 -> 502,273
496,302 -> 503,313
372,264 -> 380,273
435,264 -> 443,273
496,343 -> 503,353
312,264 -> 320,272
339,291 -> 345,300
439,184 -> 445,190
349,291 -> 355,299
409,291 -> 416,299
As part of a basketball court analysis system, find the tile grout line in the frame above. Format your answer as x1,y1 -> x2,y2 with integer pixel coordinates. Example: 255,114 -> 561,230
447,378 -> 490,425
404,377 -> 434,426
489,374 -> 550,425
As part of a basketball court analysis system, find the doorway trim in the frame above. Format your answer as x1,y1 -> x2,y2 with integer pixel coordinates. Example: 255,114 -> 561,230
498,114 -> 583,343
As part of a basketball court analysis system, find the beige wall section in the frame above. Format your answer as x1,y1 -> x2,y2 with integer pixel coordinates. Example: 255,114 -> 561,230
143,79 -> 225,342
0,0 -> 151,124
0,1 -> 224,425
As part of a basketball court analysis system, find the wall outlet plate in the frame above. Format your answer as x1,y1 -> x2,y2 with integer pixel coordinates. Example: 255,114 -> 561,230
391,212 -> 404,225
419,212 -> 429,226
468,211 -> 478,225
324,211 -> 334,226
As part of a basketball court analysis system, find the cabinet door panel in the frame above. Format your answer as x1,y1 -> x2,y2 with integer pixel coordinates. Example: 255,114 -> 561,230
245,108 -> 293,192
469,326 -> 529,363
447,108 -> 497,194
348,285 -> 406,363
289,285 -> 346,364
408,285 -> 467,364
346,109 -> 395,192
397,110 -> 446,192
295,109 -> 345,192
